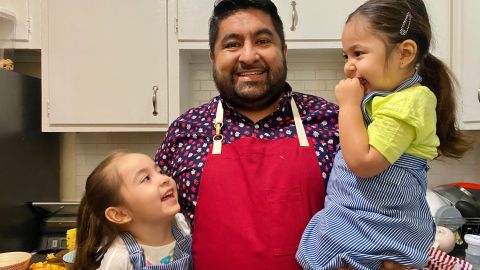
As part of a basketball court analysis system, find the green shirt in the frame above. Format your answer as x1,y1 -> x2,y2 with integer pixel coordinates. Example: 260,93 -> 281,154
365,85 -> 440,164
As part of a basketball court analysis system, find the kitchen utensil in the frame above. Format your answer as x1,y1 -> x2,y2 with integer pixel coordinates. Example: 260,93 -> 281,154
455,200 -> 480,218
433,184 -> 480,211
62,250 -> 75,270
435,205 -> 466,231
464,234 -> 480,268
426,188 -> 450,217
0,252 -> 31,270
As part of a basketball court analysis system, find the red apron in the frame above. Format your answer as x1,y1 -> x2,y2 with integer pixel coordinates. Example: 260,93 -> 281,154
192,98 -> 326,270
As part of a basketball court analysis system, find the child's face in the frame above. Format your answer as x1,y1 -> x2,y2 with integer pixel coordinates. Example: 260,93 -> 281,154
117,153 -> 180,223
342,15 -> 404,93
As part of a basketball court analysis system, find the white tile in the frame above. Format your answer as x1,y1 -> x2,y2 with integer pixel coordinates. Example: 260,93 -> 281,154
191,81 -> 201,91
96,144 -> 119,154
288,63 -> 321,71
287,72 -> 295,81
305,81 -> 326,91
294,70 -> 316,80
76,144 -> 97,154
191,70 -> 211,80
147,132 -> 166,144
200,80 -> 216,91
318,90 -> 336,103
128,133 -> 153,143
192,91 -> 212,102
84,154 -> 108,166
325,80 -> 339,91
106,133 -> 132,144
288,81 -> 306,91
316,70 -> 337,80
75,133 -> 108,143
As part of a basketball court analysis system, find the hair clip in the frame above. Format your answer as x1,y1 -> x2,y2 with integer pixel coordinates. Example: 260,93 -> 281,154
400,12 -> 412,36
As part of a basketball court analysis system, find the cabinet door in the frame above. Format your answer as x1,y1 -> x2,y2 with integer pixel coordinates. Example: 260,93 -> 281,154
452,0 -> 480,129
274,0 -> 363,41
0,0 -> 30,42
42,0 -> 168,131
176,0 -> 362,42
176,0 -> 449,53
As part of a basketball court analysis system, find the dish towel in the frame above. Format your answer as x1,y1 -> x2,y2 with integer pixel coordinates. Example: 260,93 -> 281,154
408,247 -> 472,270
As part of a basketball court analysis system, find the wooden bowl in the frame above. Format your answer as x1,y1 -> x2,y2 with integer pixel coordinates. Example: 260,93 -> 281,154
0,252 -> 32,270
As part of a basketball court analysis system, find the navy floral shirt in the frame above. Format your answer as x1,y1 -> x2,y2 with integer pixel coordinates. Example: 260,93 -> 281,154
155,84 -> 339,222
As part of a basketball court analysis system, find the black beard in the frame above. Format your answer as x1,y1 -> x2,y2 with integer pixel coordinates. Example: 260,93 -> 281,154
212,58 -> 287,111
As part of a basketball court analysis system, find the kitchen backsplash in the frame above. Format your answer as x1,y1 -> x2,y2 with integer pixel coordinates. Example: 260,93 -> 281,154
60,51 -> 480,200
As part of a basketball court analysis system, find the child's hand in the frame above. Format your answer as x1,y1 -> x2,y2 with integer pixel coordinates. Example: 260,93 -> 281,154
335,78 -> 365,107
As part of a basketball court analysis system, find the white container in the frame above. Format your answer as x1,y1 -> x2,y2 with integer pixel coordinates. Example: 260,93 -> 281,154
465,234 -> 480,269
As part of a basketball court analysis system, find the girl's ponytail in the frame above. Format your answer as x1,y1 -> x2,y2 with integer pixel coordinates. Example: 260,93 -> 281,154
418,53 -> 472,159
73,197 -> 103,270
73,191 -> 121,270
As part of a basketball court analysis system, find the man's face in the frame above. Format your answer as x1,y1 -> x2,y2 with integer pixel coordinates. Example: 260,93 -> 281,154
210,9 -> 287,111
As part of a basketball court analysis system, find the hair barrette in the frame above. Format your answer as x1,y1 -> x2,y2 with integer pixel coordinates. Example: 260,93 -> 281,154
400,12 -> 412,36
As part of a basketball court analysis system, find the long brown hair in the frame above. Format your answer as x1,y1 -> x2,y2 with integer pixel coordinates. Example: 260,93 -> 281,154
347,0 -> 471,158
73,150 -> 130,270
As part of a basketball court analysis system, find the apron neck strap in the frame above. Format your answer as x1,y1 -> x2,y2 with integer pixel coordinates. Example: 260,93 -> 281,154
290,98 -> 309,147
212,98 -> 309,154
120,232 -> 146,268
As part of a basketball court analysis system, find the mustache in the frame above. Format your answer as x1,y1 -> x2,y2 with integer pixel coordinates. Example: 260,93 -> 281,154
235,63 -> 267,73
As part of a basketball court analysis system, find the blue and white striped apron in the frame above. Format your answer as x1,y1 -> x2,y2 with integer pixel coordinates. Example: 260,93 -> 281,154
120,224 -> 192,270
296,74 -> 436,270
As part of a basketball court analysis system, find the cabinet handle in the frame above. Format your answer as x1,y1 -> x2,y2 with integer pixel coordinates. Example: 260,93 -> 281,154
152,86 -> 159,116
290,1 -> 298,31
478,89 -> 480,103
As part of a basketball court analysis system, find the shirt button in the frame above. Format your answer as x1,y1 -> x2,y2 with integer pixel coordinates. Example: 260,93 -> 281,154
254,124 -> 260,129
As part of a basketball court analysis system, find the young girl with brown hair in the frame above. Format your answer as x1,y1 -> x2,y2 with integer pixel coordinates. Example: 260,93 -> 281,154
73,151 -> 192,270
296,0 -> 471,269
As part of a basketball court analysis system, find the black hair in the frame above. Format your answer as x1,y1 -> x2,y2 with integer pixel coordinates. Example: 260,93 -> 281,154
209,0 -> 285,55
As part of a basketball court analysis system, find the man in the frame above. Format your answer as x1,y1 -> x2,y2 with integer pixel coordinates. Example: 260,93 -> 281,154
155,1 -> 399,269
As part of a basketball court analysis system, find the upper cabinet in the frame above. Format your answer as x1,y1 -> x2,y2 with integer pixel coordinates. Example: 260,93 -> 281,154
0,0 -> 41,49
42,0 -> 169,131
452,0 -> 480,130
175,0 -> 450,58
175,0 -> 364,49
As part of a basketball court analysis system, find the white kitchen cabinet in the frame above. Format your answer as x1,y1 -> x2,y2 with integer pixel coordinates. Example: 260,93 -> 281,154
175,0 -> 363,49
0,0 -> 40,49
452,0 -> 480,130
42,0 -> 169,132
175,0 -> 449,55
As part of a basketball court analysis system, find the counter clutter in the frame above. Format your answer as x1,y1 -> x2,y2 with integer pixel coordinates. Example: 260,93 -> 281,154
28,228 -> 76,270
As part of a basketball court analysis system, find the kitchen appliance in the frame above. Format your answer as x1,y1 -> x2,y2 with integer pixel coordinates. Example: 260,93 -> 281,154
428,183 -> 480,257
0,69 -> 60,253
31,202 -> 79,251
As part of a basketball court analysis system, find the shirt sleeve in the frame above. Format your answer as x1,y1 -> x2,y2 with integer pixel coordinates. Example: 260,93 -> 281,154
154,121 -> 178,176
367,87 -> 436,164
97,244 -> 132,270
